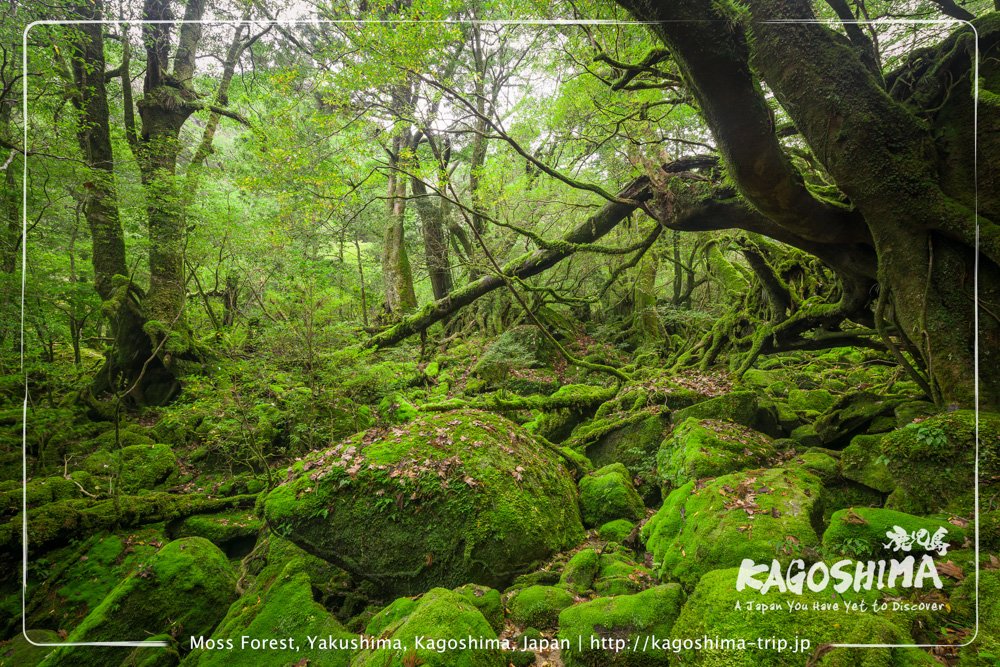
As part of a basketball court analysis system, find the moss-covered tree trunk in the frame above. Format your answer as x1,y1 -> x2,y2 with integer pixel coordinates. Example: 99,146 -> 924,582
66,7 -> 174,403
618,0 -> 1000,409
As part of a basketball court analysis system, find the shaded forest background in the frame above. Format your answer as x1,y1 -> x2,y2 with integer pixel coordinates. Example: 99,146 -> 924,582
0,0 -> 998,664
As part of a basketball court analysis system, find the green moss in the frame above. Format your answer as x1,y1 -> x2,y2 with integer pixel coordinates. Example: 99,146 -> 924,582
577,411 -> 669,500
353,588 -> 505,667
0,476 -> 80,516
881,411 -> 999,515
262,410 -> 584,596
952,569 -> 1000,666
0,629 -> 59,666
673,392 -> 779,437
172,510 -> 262,547
593,549 -> 653,596
794,449 -> 842,485
366,597 -> 420,637
657,418 -> 777,491
813,392 -> 901,444
83,443 -> 179,493
39,537 -> 237,667
557,584 -> 685,667
787,389 -> 836,413
187,562 -> 355,667
598,519 -> 635,543
642,466 -> 823,588
823,508 -> 966,559
453,584 -> 503,634
841,434 -> 895,493
473,326 -> 555,386
669,568 -> 937,666
578,463 -> 645,527
508,585 -> 575,629
560,548 -> 600,594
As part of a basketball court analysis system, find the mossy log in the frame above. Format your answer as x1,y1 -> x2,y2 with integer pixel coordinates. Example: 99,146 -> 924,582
0,491 -> 259,554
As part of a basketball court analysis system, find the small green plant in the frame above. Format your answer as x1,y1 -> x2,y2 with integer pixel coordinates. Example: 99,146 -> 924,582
908,423 -> 948,448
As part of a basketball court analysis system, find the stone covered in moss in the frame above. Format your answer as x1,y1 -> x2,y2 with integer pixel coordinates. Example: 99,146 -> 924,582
577,410 -> 669,499
578,463 -> 645,527
263,410 -> 584,596
813,392 -> 901,444
473,325 -> 555,384
880,411 -> 999,515
794,448 -> 842,485
560,548 -> 600,594
951,569 -> 1000,666
39,537 -> 237,667
642,466 -> 823,587
0,629 -> 58,666
598,519 -> 635,543
557,584 -> 685,667
185,560 -> 355,667
453,584 -> 503,634
823,507 -> 966,558
353,587 -> 505,667
171,509 -> 262,550
593,548 -> 654,596
657,418 -> 777,491
507,585 -> 575,629
0,475 -> 80,516
787,388 -> 836,413
673,391 -> 780,437
83,443 -> 179,493
841,434 -> 895,493
669,568 -> 936,666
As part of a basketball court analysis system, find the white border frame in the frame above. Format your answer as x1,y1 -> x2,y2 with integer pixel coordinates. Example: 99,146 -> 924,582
17,15 -> 981,654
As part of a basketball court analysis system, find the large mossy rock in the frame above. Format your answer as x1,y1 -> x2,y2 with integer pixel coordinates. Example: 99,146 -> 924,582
841,434 -> 895,493
560,548 -> 600,594
669,568 -> 936,666
353,588 -> 505,667
823,507 -> 967,558
880,410 -> 999,515
578,463 -> 645,527
672,391 -> 780,437
262,410 -> 584,596
83,443 -> 179,493
642,466 -> 823,587
473,326 -> 555,384
183,559 -> 355,667
39,537 -> 237,667
657,418 -> 777,492
507,585 -> 575,629
577,410 -> 670,499
557,584 -> 685,667
813,392 -> 902,444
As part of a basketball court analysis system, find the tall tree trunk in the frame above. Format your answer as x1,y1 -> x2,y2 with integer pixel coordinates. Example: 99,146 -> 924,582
67,5 -> 176,404
410,174 -> 453,301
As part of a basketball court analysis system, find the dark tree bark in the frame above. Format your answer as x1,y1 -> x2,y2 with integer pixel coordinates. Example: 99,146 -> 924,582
67,5 -> 176,404
616,0 -> 999,408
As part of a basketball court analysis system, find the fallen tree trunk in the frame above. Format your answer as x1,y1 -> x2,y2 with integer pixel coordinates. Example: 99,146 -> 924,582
2,491 -> 259,555
369,169 -> 675,348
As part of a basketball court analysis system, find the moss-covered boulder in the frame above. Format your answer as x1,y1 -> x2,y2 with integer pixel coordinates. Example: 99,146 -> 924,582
841,434 -> 895,493
593,548 -> 654,596
823,507 -> 966,558
787,388 -> 836,413
507,585 -> 575,629
0,629 -> 58,666
880,411 -> 999,515
170,509 -> 261,556
577,410 -> 669,500
642,466 -> 823,587
669,568 -> 937,666
473,325 -> 555,385
453,584 -> 503,634
952,569 -> 1000,666
673,391 -> 780,437
557,584 -> 685,667
794,448 -> 842,485
262,410 -> 584,596
83,443 -> 179,493
184,560 -> 355,667
560,548 -> 600,594
598,519 -> 635,543
813,392 -> 901,444
657,418 -> 777,491
578,463 -> 645,527
352,587 -> 505,667
39,537 -> 237,667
